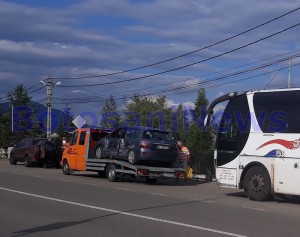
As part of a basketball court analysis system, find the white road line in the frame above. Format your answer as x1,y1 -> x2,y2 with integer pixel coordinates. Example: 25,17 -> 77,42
0,186 -> 247,237
57,179 -> 69,182
150,193 -> 167,196
82,183 -> 98,186
113,187 -> 130,191
34,175 -> 45,179
243,207 -> 265,211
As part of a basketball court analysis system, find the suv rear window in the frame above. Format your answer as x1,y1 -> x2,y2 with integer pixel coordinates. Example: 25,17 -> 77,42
142,130 -> 173,140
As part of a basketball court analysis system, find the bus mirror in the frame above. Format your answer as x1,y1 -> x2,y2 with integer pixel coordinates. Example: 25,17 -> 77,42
204,114 -> 211,126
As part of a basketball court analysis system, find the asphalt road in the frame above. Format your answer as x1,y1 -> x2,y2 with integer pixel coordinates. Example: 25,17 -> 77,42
1,159 -> 300,237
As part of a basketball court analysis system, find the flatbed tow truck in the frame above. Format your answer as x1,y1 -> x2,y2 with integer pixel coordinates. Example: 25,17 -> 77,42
61,128 -> 185,183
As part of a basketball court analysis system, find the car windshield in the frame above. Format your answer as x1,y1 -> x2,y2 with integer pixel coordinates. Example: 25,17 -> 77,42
34,139 -> 47,145
142,130 -> 173,140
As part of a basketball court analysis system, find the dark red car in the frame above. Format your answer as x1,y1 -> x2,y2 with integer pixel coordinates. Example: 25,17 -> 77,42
9,138 -> 61,168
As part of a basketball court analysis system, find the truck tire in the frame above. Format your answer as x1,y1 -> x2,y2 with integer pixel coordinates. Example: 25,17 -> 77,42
128,151 -> 138,165
95,146 -> 103,159
62,160 -> 72,175
107,164 -> 118,182
243,166 -> 272,201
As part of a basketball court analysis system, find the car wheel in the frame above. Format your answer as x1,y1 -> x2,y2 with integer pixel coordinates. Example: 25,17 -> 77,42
95,146 -> 103,159
128,150 -> 138,165
62,160 -> 72,175
9,154 -> 17,165
243,166 -> 272,201
24,155 -> 31,167
107,164 -> 118,182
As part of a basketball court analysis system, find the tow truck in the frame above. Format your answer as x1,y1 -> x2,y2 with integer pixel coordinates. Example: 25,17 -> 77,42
61,128 -> 185,183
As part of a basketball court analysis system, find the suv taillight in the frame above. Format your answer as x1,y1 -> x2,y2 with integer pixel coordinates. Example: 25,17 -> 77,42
139,140 -> 149,148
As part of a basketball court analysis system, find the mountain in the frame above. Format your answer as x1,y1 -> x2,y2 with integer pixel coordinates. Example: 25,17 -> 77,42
0,101 -> 64,118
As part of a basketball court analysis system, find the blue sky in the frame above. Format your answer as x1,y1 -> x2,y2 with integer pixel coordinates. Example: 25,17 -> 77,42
0,0 -> 300,117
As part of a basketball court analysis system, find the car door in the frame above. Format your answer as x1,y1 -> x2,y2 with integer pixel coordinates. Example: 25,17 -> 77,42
105,128 -> 124,158
12,139 -> 25,160
118,127 -> 135,160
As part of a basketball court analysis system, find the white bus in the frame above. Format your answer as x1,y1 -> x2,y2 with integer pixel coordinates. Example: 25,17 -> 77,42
206,88 -> 300,201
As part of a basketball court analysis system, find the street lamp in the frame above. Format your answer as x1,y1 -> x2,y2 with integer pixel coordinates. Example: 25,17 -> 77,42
40,77 -> 61,139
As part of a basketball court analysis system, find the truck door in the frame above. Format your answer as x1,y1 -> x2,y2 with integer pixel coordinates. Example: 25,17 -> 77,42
75,131 -> 89,170
66,131 -> 79,170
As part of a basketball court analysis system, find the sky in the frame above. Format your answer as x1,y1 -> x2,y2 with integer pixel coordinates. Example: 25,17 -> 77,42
0,0 -> 300,120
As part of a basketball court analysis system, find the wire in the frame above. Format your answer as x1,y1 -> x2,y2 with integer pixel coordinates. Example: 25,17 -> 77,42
53,6 -> 300,80
53,58 -> 300,104
59,22 -> 300,88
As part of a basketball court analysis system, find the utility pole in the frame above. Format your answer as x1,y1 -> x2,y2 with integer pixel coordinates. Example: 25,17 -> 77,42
288,58 -> 291,88
40,77 -> 61,139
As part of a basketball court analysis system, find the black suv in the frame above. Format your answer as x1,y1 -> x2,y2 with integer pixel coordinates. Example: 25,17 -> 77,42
95,127 -> 178,167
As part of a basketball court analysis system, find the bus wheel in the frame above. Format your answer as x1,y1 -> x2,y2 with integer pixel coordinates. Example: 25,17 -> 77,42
244,166 -> 272,201
62,160 -> 72,175
107,164 -> 118,182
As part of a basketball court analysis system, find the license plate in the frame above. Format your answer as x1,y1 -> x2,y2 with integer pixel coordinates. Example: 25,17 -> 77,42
162,173 -> 174,177
157,145 -> 169,150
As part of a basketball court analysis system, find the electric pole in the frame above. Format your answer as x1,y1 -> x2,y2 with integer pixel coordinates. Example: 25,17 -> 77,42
288,58 -> 291,88
40,77 -> 61,139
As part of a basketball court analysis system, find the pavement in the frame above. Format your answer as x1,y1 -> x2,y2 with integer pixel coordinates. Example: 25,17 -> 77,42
1,159 -> 300,237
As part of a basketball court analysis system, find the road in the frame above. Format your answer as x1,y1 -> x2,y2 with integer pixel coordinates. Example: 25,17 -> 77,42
0,159 -> 300,237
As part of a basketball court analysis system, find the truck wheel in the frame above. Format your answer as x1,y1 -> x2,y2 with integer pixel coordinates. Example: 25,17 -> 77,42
95,146 -> 103,159
24,156 -> 31,167
146,177 -> 158,185
243,166 -> 272,201
128,151 -> 138,165
62,160 -> 72,175
107,164 -> 118,182
9,154 -> 17,165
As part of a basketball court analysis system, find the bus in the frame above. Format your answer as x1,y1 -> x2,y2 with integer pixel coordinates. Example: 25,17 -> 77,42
205,88 -> 300,201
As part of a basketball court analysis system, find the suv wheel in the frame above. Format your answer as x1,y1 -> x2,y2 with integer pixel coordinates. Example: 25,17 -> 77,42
128,151 -> 138,165
95,146 -> 103,159
24,156 -> 31,167
9,154 -> 17,165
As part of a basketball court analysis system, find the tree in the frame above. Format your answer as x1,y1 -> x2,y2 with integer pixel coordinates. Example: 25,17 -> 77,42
184,89 -> 215,175
100,95 -> 121,129
6,84 -> 32,144
7,84 -> 31,106
124,94 -> 172,130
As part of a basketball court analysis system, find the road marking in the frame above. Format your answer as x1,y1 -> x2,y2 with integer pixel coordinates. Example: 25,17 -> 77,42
243,207 -> 265,211
150,193 -> 167,196
57,179 -> 68,182
34,175 -> 45,179
113,187 -> 130,191
0,186 -> 247,237
82,182 -> 98,186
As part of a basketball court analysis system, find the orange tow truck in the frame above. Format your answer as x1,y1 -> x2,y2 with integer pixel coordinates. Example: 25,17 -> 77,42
61,128 -> 185,183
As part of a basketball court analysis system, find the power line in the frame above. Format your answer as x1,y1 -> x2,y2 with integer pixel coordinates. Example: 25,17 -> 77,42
53,6 -> 300,80
53,49 -> 300,101
53,57 -> 300,104
60,22 -> 300,88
